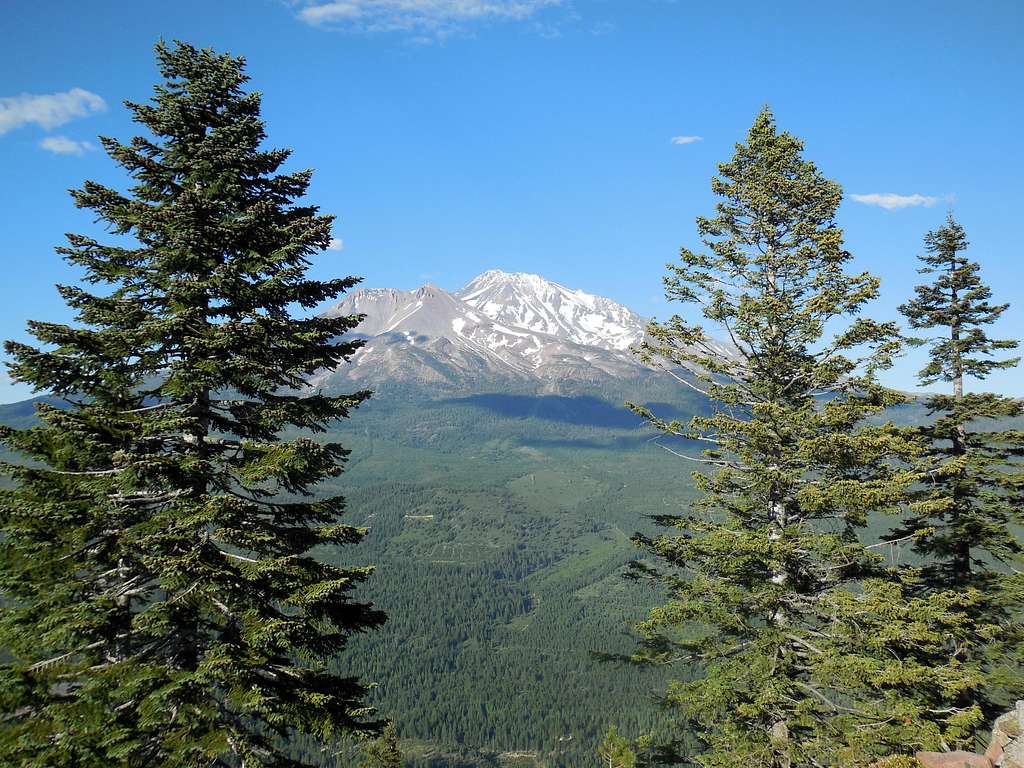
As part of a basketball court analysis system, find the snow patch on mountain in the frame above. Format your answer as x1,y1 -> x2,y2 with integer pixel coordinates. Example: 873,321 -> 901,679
456,270 -> 647,352
316,272 -> 659,390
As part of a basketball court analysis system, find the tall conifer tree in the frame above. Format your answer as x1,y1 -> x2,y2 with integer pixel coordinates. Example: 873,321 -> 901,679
895,213 -> 1024,742
0,41 -> 383,767
628,109 -> 980,767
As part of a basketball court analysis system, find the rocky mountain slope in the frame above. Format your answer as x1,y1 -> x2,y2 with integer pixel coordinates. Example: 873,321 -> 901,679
455,270 -> 646,352
313,271 -> 661,393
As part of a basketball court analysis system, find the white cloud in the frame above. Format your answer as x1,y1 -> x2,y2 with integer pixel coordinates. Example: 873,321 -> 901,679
328,238 -> 344,251
296,0 -> 562,36
300,1 -> 361,23
0,88 -> 105,136
671,135 -> 703,145
39,135 -> 94,156
849,192 -> 939,210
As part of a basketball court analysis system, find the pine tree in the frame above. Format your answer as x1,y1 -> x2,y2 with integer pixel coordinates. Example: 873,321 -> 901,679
0,41 -> 384,767
597,726 -> 637,768
894,213 -> 1024,743
627,108 -> 980,767
358,723 -> 403,768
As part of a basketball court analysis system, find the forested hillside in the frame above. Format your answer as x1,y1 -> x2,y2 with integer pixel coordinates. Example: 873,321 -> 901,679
318,392 -> 701,766
5,382 -> 1017,767
1,385 -> 697,767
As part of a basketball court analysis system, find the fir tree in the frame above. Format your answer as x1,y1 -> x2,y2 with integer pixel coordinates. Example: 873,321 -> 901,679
0,41 -> 384,767
597,726 -> 637,768
627,108 -> 980,767
358,723 -> 403,768
894,213 -> 1024,743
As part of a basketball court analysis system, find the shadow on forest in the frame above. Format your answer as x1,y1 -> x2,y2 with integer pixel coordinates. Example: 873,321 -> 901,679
440,393 -> 693,429
519,435 -> 654,449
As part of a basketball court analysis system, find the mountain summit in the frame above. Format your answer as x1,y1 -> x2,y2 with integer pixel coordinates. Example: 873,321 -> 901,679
455,270 -> 646,352
314,271 -> 654,393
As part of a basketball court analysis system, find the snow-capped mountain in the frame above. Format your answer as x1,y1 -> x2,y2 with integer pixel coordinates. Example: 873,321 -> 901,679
313,272 -> 657,392
456,270 -> 646,352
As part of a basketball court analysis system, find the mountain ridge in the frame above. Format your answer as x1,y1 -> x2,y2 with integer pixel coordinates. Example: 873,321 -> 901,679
455,270 -> 647,352
314,271 -> 658,393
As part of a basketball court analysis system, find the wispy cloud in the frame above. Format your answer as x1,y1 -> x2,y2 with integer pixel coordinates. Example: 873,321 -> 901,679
670,135 -> 703,145
0,88 -> 105,136
295,0 -> 563,37
849,192 -> 939,210
328,238 -> 344,251
39,135 -> 94,156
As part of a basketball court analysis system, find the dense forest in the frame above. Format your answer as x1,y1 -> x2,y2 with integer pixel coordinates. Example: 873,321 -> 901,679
0,382 -> 701,767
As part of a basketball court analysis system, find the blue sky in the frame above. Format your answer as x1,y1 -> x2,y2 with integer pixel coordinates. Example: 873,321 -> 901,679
1,0 -> 1021,402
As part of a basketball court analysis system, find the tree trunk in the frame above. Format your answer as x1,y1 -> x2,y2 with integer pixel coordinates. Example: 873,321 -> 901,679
179,279 -> 211,672
950,274 -> 971,585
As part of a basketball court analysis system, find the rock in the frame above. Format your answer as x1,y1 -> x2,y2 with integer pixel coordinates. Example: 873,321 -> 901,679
914,751 -> 993,768
985,739 -> 1003,765
995,710 -> 1023,743
1004,738 -> 1024,768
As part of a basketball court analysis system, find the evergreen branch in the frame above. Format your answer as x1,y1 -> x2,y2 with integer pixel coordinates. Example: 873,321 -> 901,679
26,640 -> 106,672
